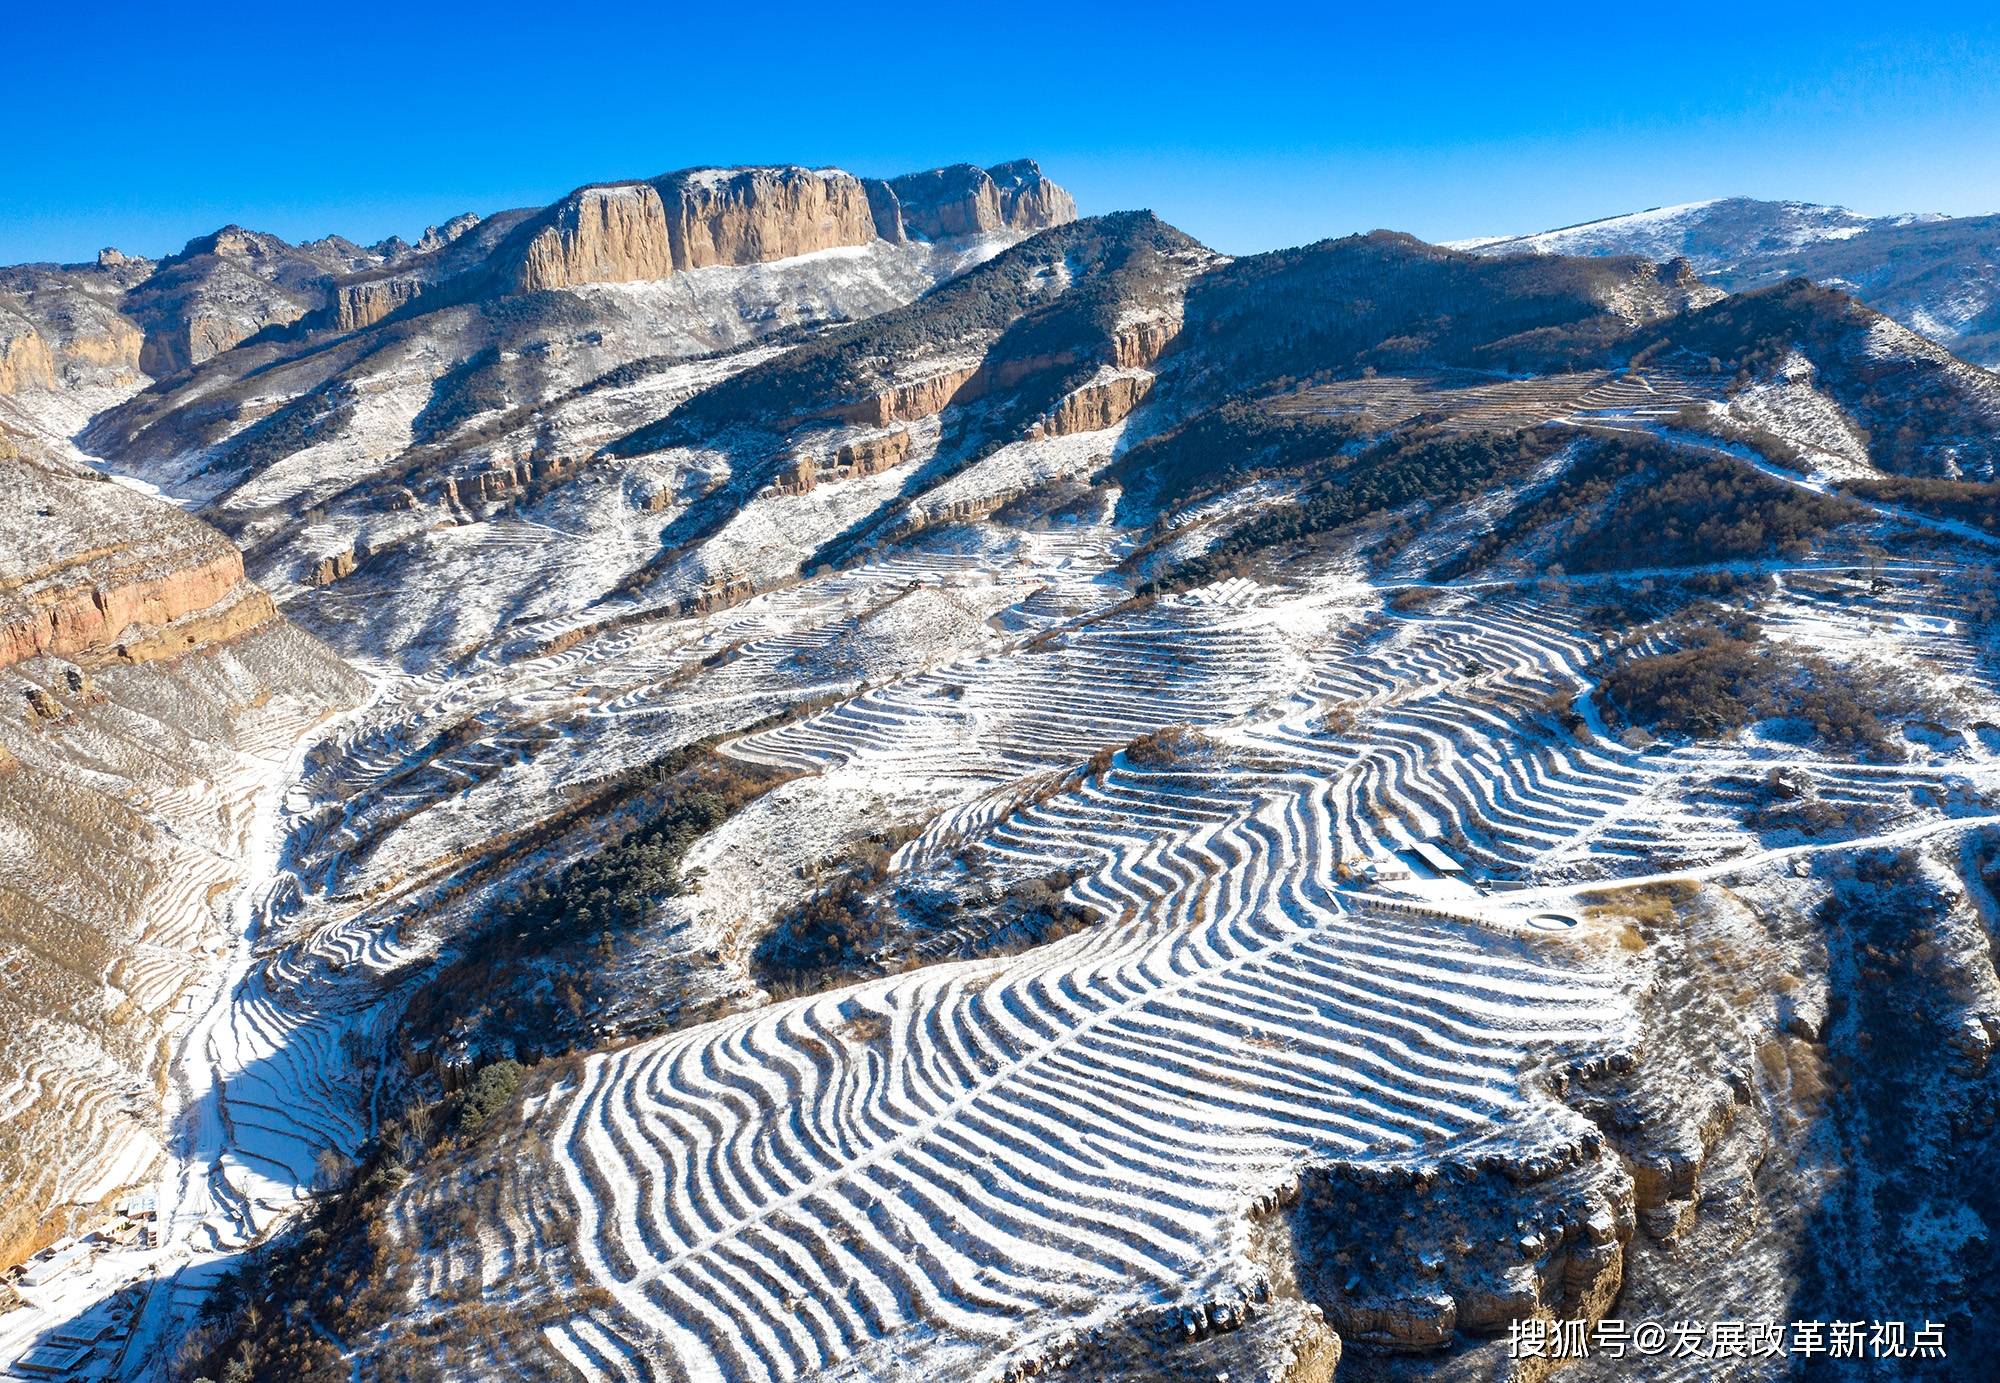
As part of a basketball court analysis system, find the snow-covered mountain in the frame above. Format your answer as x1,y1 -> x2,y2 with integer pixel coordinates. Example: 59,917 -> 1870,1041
6,165 -> 2000,1383
1454,196 -> 2000,365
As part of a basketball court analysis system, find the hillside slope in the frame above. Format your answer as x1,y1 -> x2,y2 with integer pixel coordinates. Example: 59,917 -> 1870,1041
5,180 -> 2000,1383
0,427 -> 361,1269
1454,196 -> 2000,365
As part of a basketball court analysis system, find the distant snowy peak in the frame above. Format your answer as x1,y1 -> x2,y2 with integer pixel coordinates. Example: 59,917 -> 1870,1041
1454,197 -> 2000,366
1448,198 -> 1891,267
1448,199 -> 1724,256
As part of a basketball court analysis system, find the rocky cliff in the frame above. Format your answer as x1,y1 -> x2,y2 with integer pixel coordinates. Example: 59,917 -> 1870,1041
120,224 -> 418,375
515,183 -> 678,292
662,166 -> 880,269
0,219 -> 435,442
1,160 -> 1075,448
0,442 -> 278,670
0,257 -> 148,439
0,324 -> 55,395
503,162 -> 1067,293
884,159 -> 1077,240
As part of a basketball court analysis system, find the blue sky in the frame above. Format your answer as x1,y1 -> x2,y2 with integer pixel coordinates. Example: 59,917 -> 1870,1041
5,3 -> 1998,264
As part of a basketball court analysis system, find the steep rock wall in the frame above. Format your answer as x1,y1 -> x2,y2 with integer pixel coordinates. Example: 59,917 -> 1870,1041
0,326 -> 57,394
888,160 -> 1076,241
516,184 -> 678,293
660,167 -> 878,269
0,450 -> 280,670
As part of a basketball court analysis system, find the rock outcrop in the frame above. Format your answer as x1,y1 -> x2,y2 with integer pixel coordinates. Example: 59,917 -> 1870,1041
0,445 -> 279,669
886,160 -> 1076,240
0,263 -> 147,410
771,428 -> 914,495
1285,1131 -> 1634,1369
307,549 -> 359,587
366,160 -> 1076,318
1029,371 -> 1154,439
830,362 -> 986,427
0,324 -> 55,395
661,166 -> 879,269
508,164 -> 989,292
439,452 -> 582,507
516,183 -> 678,293
989,158 -> 1079,233
333,274 -> 424,331
1013,1291 -> 1342,1383
102,222 -> 442,376
415,213 -> 481,254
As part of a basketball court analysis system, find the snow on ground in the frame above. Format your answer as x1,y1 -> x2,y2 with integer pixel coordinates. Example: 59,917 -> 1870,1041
13,498 -> 1997,1379
354,539 -> 2000,1380
0,670 -> 367,1381
1443,200 -> 1725,256
1724,360 -> 1878,479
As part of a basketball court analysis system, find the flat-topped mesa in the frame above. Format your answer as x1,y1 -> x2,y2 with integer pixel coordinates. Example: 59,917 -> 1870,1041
515,183 -> 677,292
663,166 -> 879,269
503,160 -> 1075,292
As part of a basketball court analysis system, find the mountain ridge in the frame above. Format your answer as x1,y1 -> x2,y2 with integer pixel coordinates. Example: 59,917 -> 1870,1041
1454,195 -> 2000,365
0,158 -> 1078,454
5,159 -> 2000,1383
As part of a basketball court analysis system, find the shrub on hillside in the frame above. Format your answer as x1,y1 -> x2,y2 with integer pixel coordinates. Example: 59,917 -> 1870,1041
1146,427 -> 1561,593
1104,400 -> 1360,514
1437,434 -> 1858,580
1595,610 -> 1911,757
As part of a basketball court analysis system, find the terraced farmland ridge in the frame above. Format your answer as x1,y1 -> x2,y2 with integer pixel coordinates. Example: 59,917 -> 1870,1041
3,165 -> 2000,1383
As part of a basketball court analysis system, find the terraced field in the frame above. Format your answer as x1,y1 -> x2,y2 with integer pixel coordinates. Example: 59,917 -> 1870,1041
532,904 -> 1619,1381
14,441 -> 1995,1381
13,188 -> 2000,1383
350,542 -> 2000,1380
1270,367 -> 1719,434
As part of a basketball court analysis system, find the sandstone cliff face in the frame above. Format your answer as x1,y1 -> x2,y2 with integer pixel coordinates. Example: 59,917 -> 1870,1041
516,184 -> 678,293
0,266 -> 147,411
307,549 -> 359,587
887,160 -> 1076,241
495,161 -> 1075,295
661,167 -> 878,269
333,274 -> 424,332
830,362 -> 987,427
178,161 -> 1078,360
770,428 -> 915,495
439,451 -> 583,508
1112,316 -> 1177,369
989,158 -> 1079,232
862,179 -> 906,244
0,324 -> 56,395
1028,371 -> 1153,440
0,447 -> 278,670
0,546 -> 267,669
889,165 -> 1004,238
124,222 -> 429,374
510,167 -> 915,292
